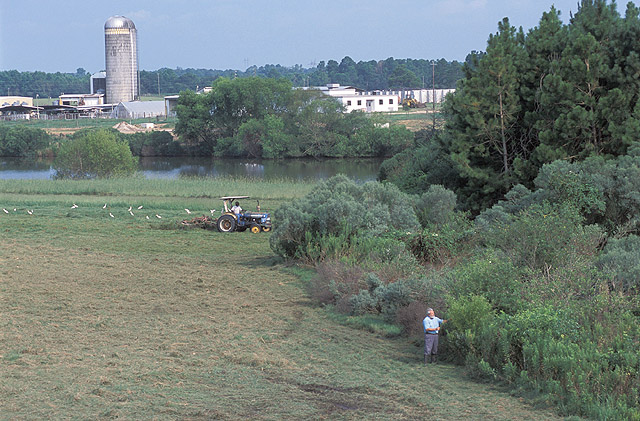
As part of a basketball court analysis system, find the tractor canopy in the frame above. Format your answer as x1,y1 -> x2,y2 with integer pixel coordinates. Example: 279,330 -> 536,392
220,196 -> 250,213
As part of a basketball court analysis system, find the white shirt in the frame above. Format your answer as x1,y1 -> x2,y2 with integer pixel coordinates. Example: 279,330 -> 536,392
231,205 -> 242,214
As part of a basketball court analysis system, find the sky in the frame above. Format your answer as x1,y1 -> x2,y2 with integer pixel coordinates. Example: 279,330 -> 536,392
1,0 -> 638,73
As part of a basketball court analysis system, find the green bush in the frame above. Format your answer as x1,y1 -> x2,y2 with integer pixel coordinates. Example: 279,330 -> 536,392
597,235 -> 640,294
0,125 -> 52,156
53,129 -> 138,179
413,184 -> 458,227
408,212 -> 474,265
480,202 -> 602,272
126,131 -> 184,156
270,175 -> 420,260
449,251 -> 525,314
450,304 -> 640,419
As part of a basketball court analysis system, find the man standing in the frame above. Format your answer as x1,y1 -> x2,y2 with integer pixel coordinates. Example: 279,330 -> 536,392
423,307 -> 446,364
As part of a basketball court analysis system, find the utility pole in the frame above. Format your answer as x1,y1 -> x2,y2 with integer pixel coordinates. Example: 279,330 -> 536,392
432,61 -> 436,130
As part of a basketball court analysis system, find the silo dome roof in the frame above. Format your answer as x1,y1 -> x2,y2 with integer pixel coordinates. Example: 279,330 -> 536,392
105,16 -> 136,30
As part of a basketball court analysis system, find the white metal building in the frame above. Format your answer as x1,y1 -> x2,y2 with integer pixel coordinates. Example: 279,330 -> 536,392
110,101 -> 166,119
313,84 -> 399,113
404,89 -> 455,104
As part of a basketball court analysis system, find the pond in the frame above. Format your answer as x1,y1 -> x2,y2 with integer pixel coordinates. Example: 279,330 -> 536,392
0,156 -> 384,182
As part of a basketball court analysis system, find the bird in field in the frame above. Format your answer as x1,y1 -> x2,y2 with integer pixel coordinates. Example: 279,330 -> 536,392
13,208 -> 16,212
156,214 -> 162,218
137,205 -> 143,210
129,210 -> 135,216
3,208 -> 8,214
71,204 -> 78,209
185,208 -> 191,214
109,212 -> 115,218
128,206 -> 132,212
210,209 -> 216,214
103,203 -> 107,209
146,215 -> 150,220
27,210 -> 33,215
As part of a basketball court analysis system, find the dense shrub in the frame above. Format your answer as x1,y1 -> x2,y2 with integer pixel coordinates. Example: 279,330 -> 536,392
378,137 -> 462,195
0,125 -> 52,156
408,212 -> 474,265
597,235 -> 640,294
53,129 -> 138,179
449,251 -> 525,314
413,184 -> 457,227
481,148 -> 640,236
270,174 -> 420,260
125,131 -> 184,156
458,305 -> 640,419
479,203 -> 603,272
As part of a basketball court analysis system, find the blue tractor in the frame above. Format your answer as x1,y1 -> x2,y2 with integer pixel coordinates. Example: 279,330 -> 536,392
216,196 -> 272,233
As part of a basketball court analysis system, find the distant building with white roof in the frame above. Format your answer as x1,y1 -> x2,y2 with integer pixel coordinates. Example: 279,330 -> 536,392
311,84 -> 399,113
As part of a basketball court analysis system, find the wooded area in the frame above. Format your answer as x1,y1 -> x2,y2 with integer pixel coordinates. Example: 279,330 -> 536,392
0,56 -> 467,98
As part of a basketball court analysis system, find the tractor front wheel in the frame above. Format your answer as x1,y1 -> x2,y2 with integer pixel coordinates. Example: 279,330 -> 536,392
250,224 -> 261,234
217,215 -> 236,232
262,226 -> 271,232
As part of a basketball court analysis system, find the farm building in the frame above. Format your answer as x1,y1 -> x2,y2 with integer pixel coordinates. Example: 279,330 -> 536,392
308,84 -> 399,113
110,101 -> 165,119
58,93 -> 105,106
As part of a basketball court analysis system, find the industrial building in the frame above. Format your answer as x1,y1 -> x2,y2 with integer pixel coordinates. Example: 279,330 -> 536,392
306,84 -> 398,113
305,84 -> 455,113
110,101 -> 165,119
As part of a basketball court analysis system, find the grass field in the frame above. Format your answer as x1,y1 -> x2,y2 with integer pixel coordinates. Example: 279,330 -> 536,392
1,117 -> 177,133
0,178 -> 564,419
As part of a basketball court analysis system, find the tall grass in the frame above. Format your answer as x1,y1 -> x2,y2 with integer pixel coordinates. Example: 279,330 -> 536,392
0,176 -> 316,200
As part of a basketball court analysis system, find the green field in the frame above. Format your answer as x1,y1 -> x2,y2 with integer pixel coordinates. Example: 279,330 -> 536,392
1,116 -> 177,131
0,178 -> 563,419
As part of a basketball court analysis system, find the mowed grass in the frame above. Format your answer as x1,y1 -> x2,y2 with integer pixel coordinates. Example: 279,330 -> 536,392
0,179 -> 563,419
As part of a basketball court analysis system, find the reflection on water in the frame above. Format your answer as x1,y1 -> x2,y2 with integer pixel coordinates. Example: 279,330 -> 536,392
0,157 -> 383,182
0,158 -> 56,179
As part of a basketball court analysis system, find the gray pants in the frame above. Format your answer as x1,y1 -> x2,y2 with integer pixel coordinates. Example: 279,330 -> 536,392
424,333 -> 439,356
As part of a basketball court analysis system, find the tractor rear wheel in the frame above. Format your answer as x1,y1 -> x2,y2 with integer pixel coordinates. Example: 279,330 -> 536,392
217,215 -> 236,232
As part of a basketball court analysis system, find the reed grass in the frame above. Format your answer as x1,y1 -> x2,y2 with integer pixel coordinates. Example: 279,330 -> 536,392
0,176 -> 316,200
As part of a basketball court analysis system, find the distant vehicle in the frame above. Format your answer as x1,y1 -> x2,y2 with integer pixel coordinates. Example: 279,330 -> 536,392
217,196 -> 272,233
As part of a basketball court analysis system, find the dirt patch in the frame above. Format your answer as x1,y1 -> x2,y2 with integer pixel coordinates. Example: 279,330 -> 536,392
44,127 -> 82,136
112,121 -> 149,133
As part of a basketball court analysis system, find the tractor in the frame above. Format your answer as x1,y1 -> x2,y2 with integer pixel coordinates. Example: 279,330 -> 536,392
216,195 -> 272,233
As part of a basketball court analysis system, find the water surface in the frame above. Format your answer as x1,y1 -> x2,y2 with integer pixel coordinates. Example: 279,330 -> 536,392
0,157 -> 383,182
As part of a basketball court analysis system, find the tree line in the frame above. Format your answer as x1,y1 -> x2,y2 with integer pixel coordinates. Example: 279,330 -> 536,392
174,77 -> 413,158
1,56 -> 467,99
381,0 -> 640,213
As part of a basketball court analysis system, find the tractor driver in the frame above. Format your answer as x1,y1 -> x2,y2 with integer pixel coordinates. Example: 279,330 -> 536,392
231,201 -> 243,215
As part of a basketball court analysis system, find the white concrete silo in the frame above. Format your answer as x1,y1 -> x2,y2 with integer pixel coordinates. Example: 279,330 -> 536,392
104,15 -> 139,104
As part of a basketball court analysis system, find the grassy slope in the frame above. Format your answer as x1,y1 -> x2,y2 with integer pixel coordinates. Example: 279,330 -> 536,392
0,180 -> 562,420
